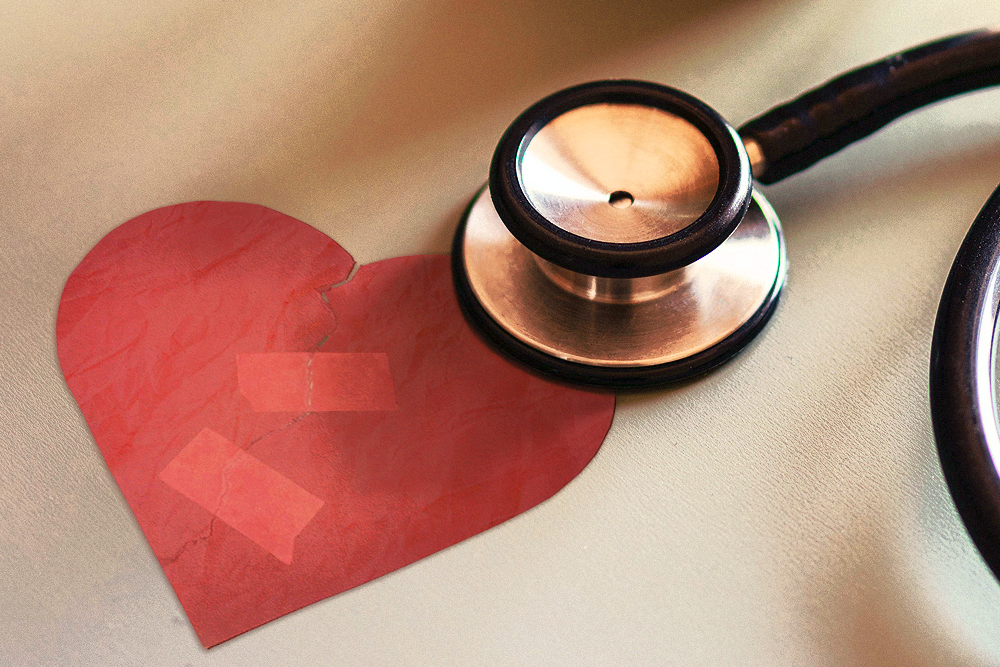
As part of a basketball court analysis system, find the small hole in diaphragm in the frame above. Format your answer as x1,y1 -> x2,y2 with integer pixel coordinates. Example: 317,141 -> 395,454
609,191 -> 634,208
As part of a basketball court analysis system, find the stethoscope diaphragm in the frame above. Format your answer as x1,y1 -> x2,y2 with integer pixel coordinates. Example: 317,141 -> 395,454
452,81 -> 785,388
450,24 -> 1000,600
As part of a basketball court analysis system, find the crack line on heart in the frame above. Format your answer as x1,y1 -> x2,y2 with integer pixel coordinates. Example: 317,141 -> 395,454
315,263 -> 357,336
245,412 -> 315,452
319,261 -> 360,304
163,451 -> 241,566
161,515 -> 219,568
306,354 -> 315,410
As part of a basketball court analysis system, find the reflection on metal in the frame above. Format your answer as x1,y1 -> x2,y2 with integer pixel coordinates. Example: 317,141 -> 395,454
460,186 -> 785,367
743,137 -> 767,179
982,265 -> 1000,469
532,255 -> 688,304
519,103 -> 720,244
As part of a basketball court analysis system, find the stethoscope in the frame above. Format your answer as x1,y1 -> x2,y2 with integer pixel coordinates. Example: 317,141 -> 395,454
451,30 -> 1000,581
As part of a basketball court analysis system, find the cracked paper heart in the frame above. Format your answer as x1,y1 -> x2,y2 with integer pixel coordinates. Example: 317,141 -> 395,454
56,201 -> 615,648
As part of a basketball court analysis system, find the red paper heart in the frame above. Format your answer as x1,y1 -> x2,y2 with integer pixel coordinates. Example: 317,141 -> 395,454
56,202 -> 614,647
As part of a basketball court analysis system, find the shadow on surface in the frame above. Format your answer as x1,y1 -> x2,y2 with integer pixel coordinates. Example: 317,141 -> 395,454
313,0 -> 748,160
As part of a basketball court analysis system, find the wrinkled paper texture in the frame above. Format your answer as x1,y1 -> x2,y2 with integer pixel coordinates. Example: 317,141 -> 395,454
56,201 -> 615,647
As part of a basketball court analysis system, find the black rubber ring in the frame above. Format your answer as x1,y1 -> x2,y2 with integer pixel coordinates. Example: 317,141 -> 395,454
930,182 -> 1000,583
490,80 -> 752,279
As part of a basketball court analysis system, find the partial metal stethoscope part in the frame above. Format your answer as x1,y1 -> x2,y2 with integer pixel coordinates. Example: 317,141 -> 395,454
454,29 -> 1000,388
452,28 -> 1000,587
453,81 -> 784,387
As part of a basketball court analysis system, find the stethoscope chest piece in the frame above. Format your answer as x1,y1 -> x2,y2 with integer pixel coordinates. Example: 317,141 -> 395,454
452,27 -> 1000,589
453,80 -> 786,388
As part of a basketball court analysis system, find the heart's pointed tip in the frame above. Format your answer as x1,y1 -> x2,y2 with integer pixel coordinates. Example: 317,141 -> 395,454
58,201 -> 616,649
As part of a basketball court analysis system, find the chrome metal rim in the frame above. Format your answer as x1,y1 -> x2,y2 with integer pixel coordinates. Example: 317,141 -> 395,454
452,185 -> 786,388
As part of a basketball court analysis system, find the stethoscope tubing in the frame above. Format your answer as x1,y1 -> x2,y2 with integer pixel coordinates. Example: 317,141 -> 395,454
931,183 -> 1000,580
742,29 -> 1000,184
454,26 -> 1000,581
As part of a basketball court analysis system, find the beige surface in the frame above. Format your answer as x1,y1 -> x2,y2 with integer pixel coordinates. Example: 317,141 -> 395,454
4,0 -> 1000,664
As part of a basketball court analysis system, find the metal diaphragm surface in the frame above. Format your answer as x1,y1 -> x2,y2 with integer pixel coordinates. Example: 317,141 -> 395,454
452,186 -> 786,388
489,80 -> 752,279
518,103 -> 720,244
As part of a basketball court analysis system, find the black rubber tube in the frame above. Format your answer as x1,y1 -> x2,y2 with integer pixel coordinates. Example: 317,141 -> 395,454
930,183 -> 1000,582
741,30 -> 1000,184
